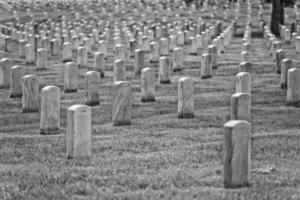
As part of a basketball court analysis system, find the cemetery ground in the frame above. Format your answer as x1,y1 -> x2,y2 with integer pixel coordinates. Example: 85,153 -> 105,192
0,3 -> 299,200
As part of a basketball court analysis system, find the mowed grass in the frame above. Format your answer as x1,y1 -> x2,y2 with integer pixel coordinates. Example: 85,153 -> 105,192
0,4 -> 299,200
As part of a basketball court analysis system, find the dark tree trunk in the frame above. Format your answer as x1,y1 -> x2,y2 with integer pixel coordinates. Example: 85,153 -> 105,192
271,0 -> 284,37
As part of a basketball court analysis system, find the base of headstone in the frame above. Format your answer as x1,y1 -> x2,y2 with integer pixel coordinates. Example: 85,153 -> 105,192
79,64 -> 88,68
287,101 -> 300,107
174,68 -> 182,72
113,121 -> 131,126
0,85 -> 9,89
178,113 -> 194,119
160,80 -> 171,84
150,60 -> 159,63
100,72 -> 105,78
63,59 -> 72,63
40,128 -> 60,135
86,101 -> 100,106
64,89 -> 77,93
189,53 -> 198,56
10,94 -> 22,98
201,75 -> 212,79
280,84 -> 287,90
141,96 -> 155,102
22,108 -> 39,113
36,68 -> 47,71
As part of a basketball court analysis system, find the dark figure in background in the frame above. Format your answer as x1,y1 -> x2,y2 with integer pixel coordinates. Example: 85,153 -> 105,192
270,0 -> 284,37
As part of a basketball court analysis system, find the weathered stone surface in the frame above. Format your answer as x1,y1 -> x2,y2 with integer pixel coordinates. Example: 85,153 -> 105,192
77,46 -> 88,67
113,59 -> 126,83
113,81 -> 131,126
134,49 -> 145,75
0,58 -> 13,88
178,77 -> 194,118
159,56 -> 171,84
63,42 -> 72,62
201,54 -> 212,79
93,51 -> 105,77
173,47 -> 184,72
36,48 -> 48,70
239,62 -> 252,74
141,68 -> 155,102
224,120 -> 251,188
10,65 -> 25,98
66,104 -> 92,159
85,71 -> 100,106
281,58 -> 292,90
64,62 -> 78,93
287,68 -> 300,107
236,72 -> 251,94
275,49 -> 285,74
22,75 -> 39,113
40,86 -> 60,134
231,93 -> 251,121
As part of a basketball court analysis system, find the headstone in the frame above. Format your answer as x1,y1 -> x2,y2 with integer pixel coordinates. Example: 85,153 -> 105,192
0,58 -> 13,88
36,48 -> 48,70
129,39 -> 137,57
241,51 -> 250,62
160,38 -> 169,56
281,58 -> 292,89
113,59 -> 126,82
63,42 -> 72,62
231,93 -> 251,121
93,52 -> 105,77
78,46 -> 88,68
173,47 -> 184,72
239,62 -> 252,74
10,65 -> 25,98
40,86 -> 60,134
208,45 -> 218,69
287,68 -> 300,106
201,54 -> 213,79
134,49 -> 145,75
275,49 -> 285,74
178,77 -> 194,118
85,71 -> 100,106
115,44 -> 126,61
50,39 -> 59,56
25,44 -> 35,64
150,41 -> 159,63
22,75 -> 39,113
223,120 -> 251,188
296,36 -> 300,54
141,68 -> 155,102
66,104 -> 92,159
159,56 -> 171,84
64,62 -> 78,93
19,39 -> 27,58
236,72 -> 251,94
112,81 -> 131,126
